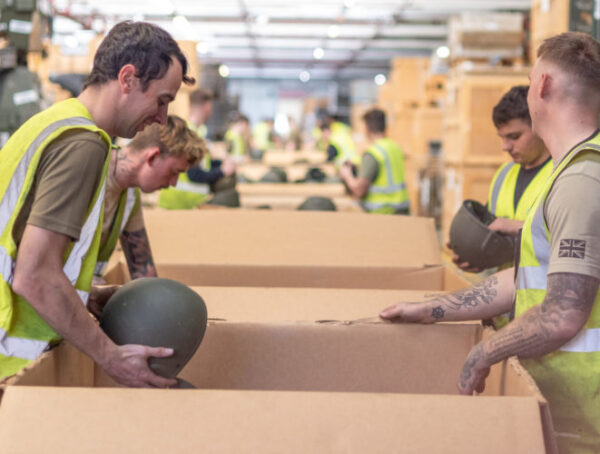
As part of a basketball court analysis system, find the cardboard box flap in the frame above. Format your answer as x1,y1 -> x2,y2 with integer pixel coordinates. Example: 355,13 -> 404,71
144,210 -> 441,268
0,386 -> 546,454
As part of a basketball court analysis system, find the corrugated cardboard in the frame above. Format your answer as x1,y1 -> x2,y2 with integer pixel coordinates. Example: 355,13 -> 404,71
0,386 -> 546,454
240,194 -> 362,212
237,162 -> 337,181
237,182 -> 346,197
2,322 -> 556,453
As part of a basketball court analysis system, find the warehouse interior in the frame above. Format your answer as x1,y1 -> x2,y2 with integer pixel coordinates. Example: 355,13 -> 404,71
0,1 -> 597,452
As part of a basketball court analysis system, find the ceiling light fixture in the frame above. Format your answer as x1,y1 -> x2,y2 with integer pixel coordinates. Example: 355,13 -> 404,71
299,71 -> 311,83
313,47 -> 324,60
219,64 -> 230,78
328,25 -> 339,39
436,46 -> 450,59
196,41 -> 210,54
256,14 -> 269,26
374,74 -> 387,86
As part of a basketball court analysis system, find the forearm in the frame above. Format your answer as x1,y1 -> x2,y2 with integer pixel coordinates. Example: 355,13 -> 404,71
341,173 -> 368,198
120,228 -> 158,279
13,268 -> 116,365
422,267 -> 515,322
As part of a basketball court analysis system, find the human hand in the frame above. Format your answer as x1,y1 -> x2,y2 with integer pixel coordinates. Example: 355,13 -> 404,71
446,242 -> 483,273
101,344 -> 178,388
457,344 -> 490,395
88,285 -> 119,319
338,162 -> 353,180
221,158 -> 236,176
379,301 -> 432,323
488,218 -> 523,237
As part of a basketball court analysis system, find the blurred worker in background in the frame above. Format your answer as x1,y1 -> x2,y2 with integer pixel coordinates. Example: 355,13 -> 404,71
94,115 -> 204,288
450,86 -> 552,273
340,108 -> 409,215
252,117 -> 277,152
158,89 -> 236,209
319,115 -> 358,166
1,21 -> 193,387
225,112 -> 251,159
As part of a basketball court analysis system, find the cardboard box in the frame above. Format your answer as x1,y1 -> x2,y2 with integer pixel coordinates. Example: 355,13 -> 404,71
132,210 -> 474,290
262,150 -> 327,166
237,182 -> 346,197
1,322 -> 556,453
237,162 -> 337,182
240,194 -> 362,212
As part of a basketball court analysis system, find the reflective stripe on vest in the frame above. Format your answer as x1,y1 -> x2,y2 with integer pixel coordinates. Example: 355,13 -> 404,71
488,162 -> 515,215
94,187 -> 138,278
0,326 -> 48,360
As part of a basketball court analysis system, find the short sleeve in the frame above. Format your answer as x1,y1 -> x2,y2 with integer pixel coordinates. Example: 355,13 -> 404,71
359,152 -> 379,182
546,152 -> 600,279
27,130 -> 109,240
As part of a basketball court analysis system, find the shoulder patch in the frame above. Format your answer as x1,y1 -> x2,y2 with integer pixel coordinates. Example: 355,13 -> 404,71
558,239 -> 586,259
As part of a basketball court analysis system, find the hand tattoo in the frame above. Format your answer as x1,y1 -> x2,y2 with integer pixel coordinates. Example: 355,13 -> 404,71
431,306 -> 445,319
120,228 -> 157,279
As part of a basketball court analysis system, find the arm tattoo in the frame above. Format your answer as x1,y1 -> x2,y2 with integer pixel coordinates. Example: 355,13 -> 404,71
431,306 -> 445,319
483,273 -> 599,364
120,228 -> 157,279
459,343 -> 483,390
437,276 -> 498,312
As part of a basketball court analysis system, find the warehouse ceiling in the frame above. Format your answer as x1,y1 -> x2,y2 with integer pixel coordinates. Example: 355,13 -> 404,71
50,0 -> 532,80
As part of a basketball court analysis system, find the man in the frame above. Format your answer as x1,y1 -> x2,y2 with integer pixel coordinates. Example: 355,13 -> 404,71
1,21 -> 194,387
94,115 -> 204,284
381,32 -> 600,453
451,86 -> 552,272
158,89 -> 235,209
320,116 -> 358,166
252,118 -> 276,152
339,108 -> 409,215
225,113 -> 251,159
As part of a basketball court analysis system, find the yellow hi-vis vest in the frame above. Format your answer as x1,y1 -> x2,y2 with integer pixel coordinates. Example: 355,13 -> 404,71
330,121 -> 359,167
361,138 -> 410,214
515,132 -> 600,453
94,187 -> 141,278
225,129 -> 246,157
0,98 -> 112,379
487,159 -> 553,221
486,159 -> 553,329
158,172 -> 210,210
252,121 -> 273,151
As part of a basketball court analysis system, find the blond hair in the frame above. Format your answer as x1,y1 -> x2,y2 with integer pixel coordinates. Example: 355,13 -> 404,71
128,115 -> 206,165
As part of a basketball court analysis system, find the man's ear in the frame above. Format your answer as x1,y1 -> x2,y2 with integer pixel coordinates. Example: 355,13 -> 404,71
539,72 -> 552,99
118,64 -> 137,94
145,146 -> 161,165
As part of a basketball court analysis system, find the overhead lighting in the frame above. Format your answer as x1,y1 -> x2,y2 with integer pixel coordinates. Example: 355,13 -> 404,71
436,46 -> 450,59
299,71 -> 311,83
196,41 -> 210,54
313,47 -> 324,60
172,15 -> 189,29
328,25 -> 339,39
218,64 -> 230,78
344,0 -> 355,7
255,14 -> 269,26
374,74 -> 387,86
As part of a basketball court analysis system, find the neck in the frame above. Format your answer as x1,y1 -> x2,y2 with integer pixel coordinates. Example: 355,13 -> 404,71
537,107 -> 598,163
109,147 -> 141,190
522,149 -> 551,170
78,84 -> 120,137
368,132 -> 385,142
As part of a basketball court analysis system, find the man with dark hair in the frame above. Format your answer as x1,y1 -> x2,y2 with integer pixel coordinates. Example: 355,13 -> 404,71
0,21 -> 193,387
450,86 -> 552,274
339,108 -> 409,214
93,115 -> 205,288
381,32 -> 600,452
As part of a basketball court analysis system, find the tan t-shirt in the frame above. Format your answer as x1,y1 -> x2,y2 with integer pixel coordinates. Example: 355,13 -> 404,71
546,151 -> 600,278
12,129 -> 109,244
101,169 -> 144,247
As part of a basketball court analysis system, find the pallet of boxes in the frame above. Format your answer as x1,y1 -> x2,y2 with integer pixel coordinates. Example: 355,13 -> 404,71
440,12 -> 529,247
0,209 -> 557,453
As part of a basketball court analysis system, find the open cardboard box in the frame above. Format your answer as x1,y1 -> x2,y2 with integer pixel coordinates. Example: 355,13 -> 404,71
240,193 -> 362,212
137,210 -> 470,290
237,182 -> 346,197
237,162 -> 337,182
0,321 -> 556,453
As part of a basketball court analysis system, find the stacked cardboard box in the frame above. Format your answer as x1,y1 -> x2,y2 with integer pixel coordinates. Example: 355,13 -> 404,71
0,210 -> 557,452
530,0 -> 569,60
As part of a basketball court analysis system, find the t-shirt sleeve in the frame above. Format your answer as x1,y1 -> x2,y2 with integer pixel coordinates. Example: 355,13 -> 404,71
27,130 -> 108,241
546,153 -> 600,278
359,152 -> 379,182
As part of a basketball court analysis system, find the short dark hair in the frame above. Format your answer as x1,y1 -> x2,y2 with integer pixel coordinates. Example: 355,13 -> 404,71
363,108 -> 386,133
492,86 -> 531,127
189,88 -> 214,105
538,32 -> 600,95
84,21 -> 195,91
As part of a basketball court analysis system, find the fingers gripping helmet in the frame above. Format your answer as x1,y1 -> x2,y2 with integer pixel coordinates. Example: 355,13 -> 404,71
448,200 -> 515,269
100,278 -> 208,379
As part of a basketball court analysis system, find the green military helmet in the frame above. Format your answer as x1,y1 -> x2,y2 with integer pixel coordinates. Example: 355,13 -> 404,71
260,167 -> 288,183
448,199 -> 515,270
297,196 -> 337,211
210,174 -> 236,193
100,278 -> 208,379
208,188 -> 240,207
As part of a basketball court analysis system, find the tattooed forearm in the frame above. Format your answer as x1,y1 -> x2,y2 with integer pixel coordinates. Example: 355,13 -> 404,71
120,228 -> 157,279
459,343 -> 483,390
480,272 -> 599,365
437,276 -> 498,312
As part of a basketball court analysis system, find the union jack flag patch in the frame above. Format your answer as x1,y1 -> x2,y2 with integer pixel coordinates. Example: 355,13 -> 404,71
558,239 -> 586,259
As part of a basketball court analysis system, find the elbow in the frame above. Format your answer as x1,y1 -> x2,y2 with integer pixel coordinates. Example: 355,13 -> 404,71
554,318 -> 588,345
12,269 -> 37,302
